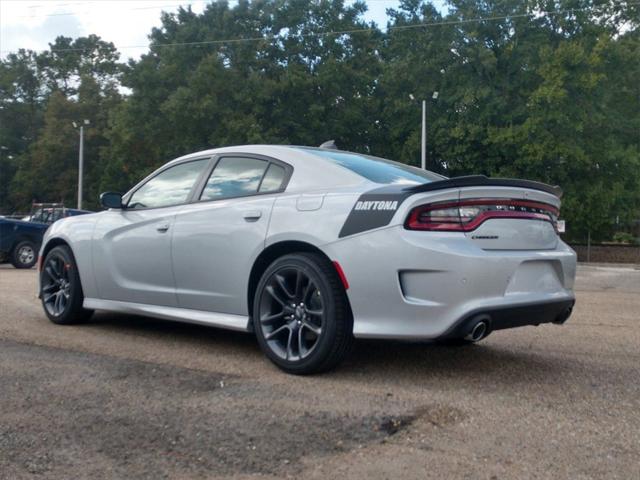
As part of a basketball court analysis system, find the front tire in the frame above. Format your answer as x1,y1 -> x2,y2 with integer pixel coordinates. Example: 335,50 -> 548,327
253,253 -> 353,375
40,245 -> 93,325
11,240 -> 37,269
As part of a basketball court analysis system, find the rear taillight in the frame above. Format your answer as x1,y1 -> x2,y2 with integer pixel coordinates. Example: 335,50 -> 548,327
405,199 -> 559,232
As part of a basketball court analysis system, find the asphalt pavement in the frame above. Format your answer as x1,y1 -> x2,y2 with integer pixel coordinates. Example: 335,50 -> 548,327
1,263 -> 638,479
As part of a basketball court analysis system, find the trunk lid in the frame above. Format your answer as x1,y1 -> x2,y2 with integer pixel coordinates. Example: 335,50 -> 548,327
404,176 -> 562,251
458,186 -> 560,250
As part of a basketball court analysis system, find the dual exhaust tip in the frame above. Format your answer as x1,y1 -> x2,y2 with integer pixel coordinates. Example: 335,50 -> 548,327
553,306 -> 573,325
464,315 -> 491,343
463,304 -> 574,342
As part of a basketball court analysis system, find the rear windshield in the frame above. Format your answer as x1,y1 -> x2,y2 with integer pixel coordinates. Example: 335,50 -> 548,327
297,148 -> 444,185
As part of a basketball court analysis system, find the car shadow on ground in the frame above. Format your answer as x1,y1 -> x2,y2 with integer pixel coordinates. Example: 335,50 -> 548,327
344,338 -> 567,382
85,311 -> 259,353
85,311 -> 572,388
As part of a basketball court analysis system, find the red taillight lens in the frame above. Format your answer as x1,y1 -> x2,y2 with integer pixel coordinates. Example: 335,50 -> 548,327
405,199 -> 559,232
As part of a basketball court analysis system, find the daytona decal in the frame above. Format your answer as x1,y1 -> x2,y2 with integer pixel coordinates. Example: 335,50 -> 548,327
354,200 -> 399,211
339,186 -> 413,238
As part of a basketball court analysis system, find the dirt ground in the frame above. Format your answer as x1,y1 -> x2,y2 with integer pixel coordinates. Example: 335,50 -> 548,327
0,263 -> 638,479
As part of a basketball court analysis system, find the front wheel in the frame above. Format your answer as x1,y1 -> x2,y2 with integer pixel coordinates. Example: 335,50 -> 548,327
11,240 -> 37,269
253,253 -> 353,374
40,245 -> 93,325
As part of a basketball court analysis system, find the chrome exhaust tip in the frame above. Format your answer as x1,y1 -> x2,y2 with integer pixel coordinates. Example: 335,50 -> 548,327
553,306 -> 573,325
464,319 -> 489,342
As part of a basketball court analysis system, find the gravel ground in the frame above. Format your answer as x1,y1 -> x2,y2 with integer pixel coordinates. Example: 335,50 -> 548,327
0,263 -> 638,479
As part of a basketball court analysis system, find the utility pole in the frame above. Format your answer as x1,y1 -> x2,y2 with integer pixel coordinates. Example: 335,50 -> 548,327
410,91 -> 438,171
73,120 -> 90,209
78,124 -> 84,209
421,100 -> 426,170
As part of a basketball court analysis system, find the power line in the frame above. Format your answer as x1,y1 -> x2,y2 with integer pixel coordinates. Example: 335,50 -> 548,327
11,0 -> 209,18
10,0 -> 405,18
2,2 -> 637,54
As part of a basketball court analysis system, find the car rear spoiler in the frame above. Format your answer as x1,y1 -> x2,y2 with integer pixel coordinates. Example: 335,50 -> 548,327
403,175 -> 563,198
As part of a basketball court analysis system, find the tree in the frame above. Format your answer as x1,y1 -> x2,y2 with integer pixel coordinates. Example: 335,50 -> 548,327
4,36 -> 123,211
379,0 -> 639,240
0,0 -> 637,241
0,50 -> 46,211
102,0 -> 383,192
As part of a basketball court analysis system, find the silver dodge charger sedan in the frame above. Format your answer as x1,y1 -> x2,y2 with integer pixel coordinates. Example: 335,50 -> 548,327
38,145 -> 576,374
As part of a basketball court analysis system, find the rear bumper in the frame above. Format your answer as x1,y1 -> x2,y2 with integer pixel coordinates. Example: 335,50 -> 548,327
324,225 -> 577,339
440,298 -> 575,340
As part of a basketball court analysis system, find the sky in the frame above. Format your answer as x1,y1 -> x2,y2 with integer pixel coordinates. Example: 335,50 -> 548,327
0,0 -> 445,61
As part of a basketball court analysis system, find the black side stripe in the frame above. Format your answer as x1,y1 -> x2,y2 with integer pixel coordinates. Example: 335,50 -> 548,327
338,186 -> 413,238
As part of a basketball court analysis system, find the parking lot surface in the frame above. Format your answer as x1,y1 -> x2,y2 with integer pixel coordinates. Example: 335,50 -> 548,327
1,263 -> 639,479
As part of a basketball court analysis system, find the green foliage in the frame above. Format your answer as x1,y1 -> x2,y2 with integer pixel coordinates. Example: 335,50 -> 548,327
612,232 -> 637,245
1,35 -> 123,210
376,0 -> 639,241
0,0 -> 638,241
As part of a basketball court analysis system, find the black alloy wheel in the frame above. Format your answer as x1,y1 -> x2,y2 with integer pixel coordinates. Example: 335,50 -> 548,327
254,253 -> 353,374
260,266 -> 324,361
41,253 -> 72,316
40,245 -> 93,325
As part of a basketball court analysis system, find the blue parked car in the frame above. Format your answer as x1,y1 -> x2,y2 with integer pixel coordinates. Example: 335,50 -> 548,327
0,203 -> 89,269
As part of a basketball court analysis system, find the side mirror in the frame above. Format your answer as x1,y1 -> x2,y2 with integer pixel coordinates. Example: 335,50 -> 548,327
100,192 -> 124,209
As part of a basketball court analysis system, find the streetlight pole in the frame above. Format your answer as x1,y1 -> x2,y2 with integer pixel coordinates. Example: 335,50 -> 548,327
78,125 -> 84,209
410,69 -> 445,171
410,93 -> 438,170
73,120 -> 89,210
421,100 -> 427,170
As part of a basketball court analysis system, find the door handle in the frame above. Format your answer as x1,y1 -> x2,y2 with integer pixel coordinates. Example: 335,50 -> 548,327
243,210 -> 262,222
156,223 -> 170,233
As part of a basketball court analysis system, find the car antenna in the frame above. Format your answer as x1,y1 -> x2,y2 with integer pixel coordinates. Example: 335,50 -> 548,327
319,140 -> 338,149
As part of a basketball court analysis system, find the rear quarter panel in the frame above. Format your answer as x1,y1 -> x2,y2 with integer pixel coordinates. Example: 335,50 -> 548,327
266,190 -> 363,248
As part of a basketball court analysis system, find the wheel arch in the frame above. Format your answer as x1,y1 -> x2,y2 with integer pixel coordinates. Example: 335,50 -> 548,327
38,237 -> 88,297
246,240 -> 351,327
41,237 -> 73,262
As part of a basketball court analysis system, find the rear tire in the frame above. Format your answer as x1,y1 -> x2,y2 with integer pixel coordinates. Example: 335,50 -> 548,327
11,240 -> 37,269
253,253 -> 353,375
40,245 -> 93,325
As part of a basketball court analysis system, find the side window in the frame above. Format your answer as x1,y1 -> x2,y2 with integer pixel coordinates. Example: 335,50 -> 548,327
128,159 -> 208,209
200,157 -> 268,201
259,163 -> 286,193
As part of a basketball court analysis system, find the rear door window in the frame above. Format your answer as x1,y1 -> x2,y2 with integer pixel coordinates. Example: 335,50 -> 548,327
259,163 -> 286,193
200,157 -> 269,201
